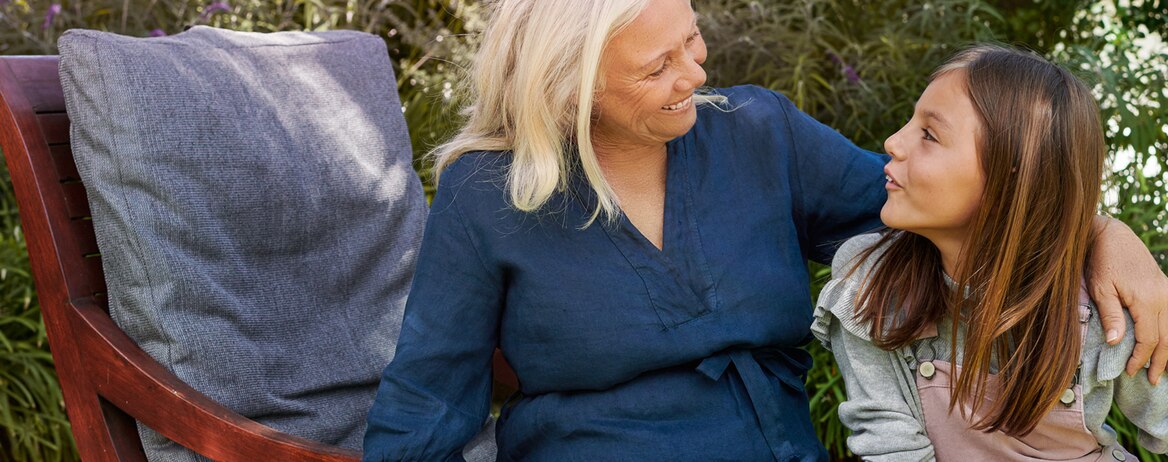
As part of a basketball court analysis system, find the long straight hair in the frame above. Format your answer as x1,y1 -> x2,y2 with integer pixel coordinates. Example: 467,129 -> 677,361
429,0 -> 646,225
430,0 -> 720,225
852,45 -> 1106,436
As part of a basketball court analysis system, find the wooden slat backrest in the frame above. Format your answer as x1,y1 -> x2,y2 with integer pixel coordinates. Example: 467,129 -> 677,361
0,57 -> 105,307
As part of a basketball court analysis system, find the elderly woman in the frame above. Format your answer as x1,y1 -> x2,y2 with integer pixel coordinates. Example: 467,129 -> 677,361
363,0 -> 1168,460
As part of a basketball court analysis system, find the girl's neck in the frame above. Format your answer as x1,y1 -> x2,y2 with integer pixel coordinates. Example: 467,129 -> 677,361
924,233 -> 968,280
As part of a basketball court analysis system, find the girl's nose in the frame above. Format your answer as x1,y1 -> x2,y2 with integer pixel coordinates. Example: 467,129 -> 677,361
884,127 -> 907,160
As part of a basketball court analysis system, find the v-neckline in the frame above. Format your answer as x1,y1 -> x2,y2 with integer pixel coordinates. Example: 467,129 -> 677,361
613,139 -> 681,258
596,136 -> 719,328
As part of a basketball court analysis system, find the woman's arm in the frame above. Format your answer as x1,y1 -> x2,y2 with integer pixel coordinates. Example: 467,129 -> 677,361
767,89 -> 888,264
1088,216 -> 1168,384
362,159 -> 506,461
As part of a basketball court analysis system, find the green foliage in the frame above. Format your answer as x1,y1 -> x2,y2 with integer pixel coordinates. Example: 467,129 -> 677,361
1056,4 -> 1168,268
701,0 -> 1000,149
0,158 -> 74,461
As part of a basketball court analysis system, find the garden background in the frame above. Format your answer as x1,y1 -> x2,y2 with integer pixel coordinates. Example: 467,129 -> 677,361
0,0 -> 1165,460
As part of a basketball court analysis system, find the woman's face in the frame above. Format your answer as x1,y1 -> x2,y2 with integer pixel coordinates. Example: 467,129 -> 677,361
881,71 -> 986,245
592,0 -> 707,150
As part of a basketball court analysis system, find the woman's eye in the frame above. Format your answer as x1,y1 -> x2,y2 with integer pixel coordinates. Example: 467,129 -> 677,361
686,30 -> 700,44
648,63 -> 667,78
921,128 -> 937,142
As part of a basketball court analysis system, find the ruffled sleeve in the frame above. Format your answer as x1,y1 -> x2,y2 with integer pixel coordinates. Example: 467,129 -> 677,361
811,233 -> 936,461
812,233 -> 884,348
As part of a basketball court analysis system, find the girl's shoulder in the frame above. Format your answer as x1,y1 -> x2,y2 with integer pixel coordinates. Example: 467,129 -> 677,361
813,233 -> 889,345
831,233 -> 889,279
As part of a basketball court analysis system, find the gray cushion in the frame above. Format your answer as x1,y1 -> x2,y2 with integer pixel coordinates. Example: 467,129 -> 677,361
56,26 -> 492,461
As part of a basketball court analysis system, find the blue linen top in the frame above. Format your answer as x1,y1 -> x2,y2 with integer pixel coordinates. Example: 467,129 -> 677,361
362,85 -> 888,462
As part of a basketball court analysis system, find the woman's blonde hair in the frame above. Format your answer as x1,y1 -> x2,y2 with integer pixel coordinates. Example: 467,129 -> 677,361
432,0 -> 722,225
853,44 -> 1106,436
430,0 -> 647,224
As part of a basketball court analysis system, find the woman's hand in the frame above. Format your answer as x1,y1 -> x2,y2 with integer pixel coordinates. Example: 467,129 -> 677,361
1089,216 -> 1168,385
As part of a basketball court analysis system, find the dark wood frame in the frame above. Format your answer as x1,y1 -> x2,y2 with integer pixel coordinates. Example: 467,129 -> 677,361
0,55 -> 517,462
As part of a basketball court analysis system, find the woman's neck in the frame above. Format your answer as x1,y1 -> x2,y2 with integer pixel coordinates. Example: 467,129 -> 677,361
592,142 -> 668,184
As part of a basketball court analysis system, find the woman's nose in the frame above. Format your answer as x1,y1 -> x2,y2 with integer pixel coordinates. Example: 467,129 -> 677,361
676,44 -> 707,92
676,61 -> 706,93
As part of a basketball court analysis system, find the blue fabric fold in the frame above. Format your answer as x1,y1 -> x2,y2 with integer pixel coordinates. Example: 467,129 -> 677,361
697,347 -> 814,461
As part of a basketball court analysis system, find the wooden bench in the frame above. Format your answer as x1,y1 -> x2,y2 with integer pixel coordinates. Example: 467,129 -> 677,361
0,55 -> 517,462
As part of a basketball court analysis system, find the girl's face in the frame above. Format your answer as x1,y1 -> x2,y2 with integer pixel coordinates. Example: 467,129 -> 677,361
592,0 -> 707,150
882,71 -> 986,248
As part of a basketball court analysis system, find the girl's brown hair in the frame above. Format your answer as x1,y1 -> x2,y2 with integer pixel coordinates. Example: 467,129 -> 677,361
852,44 -> 1106,436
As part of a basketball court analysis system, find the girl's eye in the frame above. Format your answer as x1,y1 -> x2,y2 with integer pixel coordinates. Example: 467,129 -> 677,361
921,128 -> 937,142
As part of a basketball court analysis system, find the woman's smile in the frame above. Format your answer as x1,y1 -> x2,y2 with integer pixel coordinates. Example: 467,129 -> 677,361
661,95 -> 693,112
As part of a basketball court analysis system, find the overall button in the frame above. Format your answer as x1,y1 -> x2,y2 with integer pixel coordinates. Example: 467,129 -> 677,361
1059,388 -> 1076,406
1111,448 -> 1127,461
919,361 -> 936,379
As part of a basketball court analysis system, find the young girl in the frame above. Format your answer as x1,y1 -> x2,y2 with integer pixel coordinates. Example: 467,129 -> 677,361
813,44 -> 1168,461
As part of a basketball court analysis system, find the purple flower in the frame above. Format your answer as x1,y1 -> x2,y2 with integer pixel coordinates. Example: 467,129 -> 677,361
827,52 -> 862,84
844,65 -> 861,84
42,4 -> 61,30
149,29 -> 167,37
199,1 -> 231,20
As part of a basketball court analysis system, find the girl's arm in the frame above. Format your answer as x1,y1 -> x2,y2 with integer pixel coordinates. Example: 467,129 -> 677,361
1085,309 -> 1168,455
814,235 -> 934,461
1087,216 -> 1168,384
828,322 -> 936,461
1112,365 -> 1168,454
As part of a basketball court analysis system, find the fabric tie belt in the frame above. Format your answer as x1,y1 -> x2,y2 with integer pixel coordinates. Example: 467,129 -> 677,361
695,347 -> 815,461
